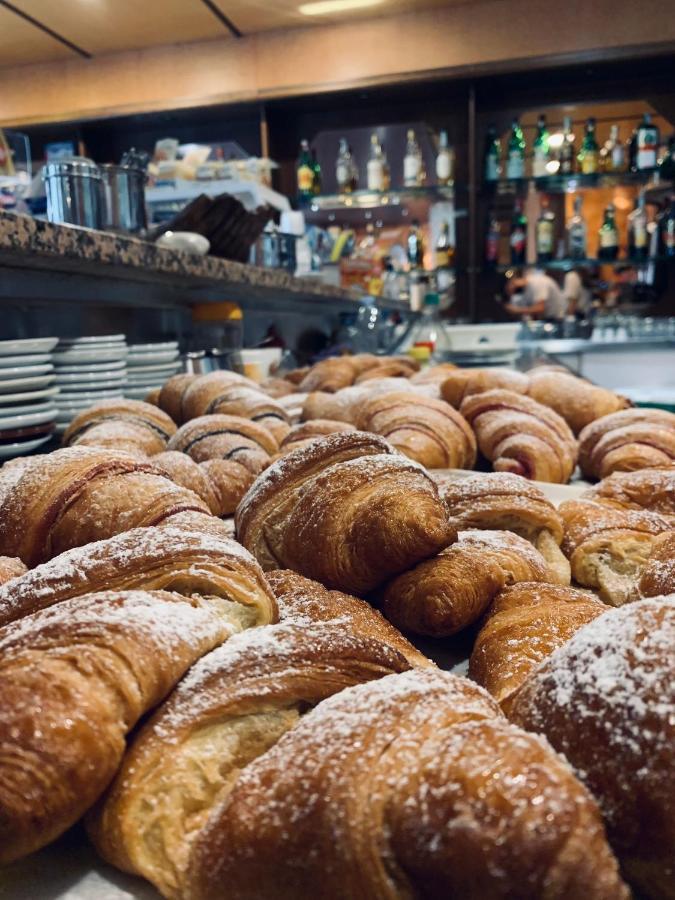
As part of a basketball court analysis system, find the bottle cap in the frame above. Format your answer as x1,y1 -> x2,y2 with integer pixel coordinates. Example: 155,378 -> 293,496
424,292 -> 440,306
408,345 -> 431,362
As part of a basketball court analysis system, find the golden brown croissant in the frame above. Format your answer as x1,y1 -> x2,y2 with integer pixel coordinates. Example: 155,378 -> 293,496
0,556 -> 26,586
277,390 -> 308,423
511,597 -> 675,900
62,398 -> 177,456
583,465 -> 675,521
179,371 -> 259,422
526,369 -> 630,435
275,418 -> 355,456
301,377 -> 415,423
559,498 -> 671,605
578,408 -> 675,479
469,582 -> 605,714
187,669 -> 628,900
441,367 -> 529,408
88,621 -> 412,897
637,531 -> 675,597
355,390 -> 477,469
409,362 -> 457,385
152,449 -> 254,516
167,414 -> 277,473
157,373 -> 198,424
0,524 -> 276,628
144,386 -> 161,406
235,431 -> 454,593
181,382 -> 291,442
460,388 -> 578,483
381,529 -> 554,637
284,365 -> 310,385
438,471 -> 570,584
0,447 -> 210,566
267,568 -> 432,668
0,588 -> 234,864
353,359 -> 417,382
298,357 -> 359,392
259,376 -> 297,398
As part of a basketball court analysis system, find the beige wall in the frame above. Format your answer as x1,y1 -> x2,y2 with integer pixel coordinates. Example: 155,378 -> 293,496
1,0 -> 675,127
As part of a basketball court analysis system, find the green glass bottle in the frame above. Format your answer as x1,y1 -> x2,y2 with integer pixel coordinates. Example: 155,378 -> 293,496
510,199 -> 527,264
578,118 -> 600,175
532,114 -> 551,178
296,139 -> 315,204
311,149 -> 322,196
484,125 -> 501,182
597,203 -> 619,261
505,119 -> 526,180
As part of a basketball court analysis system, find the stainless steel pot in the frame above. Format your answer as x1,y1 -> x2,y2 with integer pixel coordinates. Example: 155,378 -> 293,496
100,164 -> 147,233
41,157 -> 104,229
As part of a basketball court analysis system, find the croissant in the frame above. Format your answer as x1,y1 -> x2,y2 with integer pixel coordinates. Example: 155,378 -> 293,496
469,582 -> 605,714
177,382 -> 291,442
0,588 -> 234,864
179,371 -> 259,422
235,431 -> 454,593
62,398 -> 177,456
441,367 -> 529,408
301,377 -> 416,423
409,362 -> 457,385
353,359 -> 417,382
583,465 -> 675,521
157,373 -> 198,424
381,529 -> 554,637
152,450 -> 254,515
298,357 -> 359,392
144,387 -> 161,406
578,408 -> 675,479
88,621 -> 412,897
0,447 -> 210,566
355,390 -> 477,469
460,389 -> 578,483
275,418 -> 355,456
267,568 -> 432,668
0,524 -> 276,629
526,369 -> 630,435
637,532 -> 675,597
0,556 -> 26,586
284,365 -> 310,385
559,498 -> 670,605
167,414 -> 278,473
259,376 -> 297,398
511,597 -> 675,900
187,669 -> 628,900
438,471 -> 570,584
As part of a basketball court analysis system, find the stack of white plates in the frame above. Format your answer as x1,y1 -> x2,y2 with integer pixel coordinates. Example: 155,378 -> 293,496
0,337 -> 59,458
53,335 -> 128,434
125,342 -> 181,400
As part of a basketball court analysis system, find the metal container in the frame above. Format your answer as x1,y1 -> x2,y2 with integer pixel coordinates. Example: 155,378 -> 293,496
100,164 -> 147,233
41,157 -> 104,229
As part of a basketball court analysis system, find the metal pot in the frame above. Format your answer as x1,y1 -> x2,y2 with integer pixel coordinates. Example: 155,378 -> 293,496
100,163 -> 147,233
41,157 -> 104,229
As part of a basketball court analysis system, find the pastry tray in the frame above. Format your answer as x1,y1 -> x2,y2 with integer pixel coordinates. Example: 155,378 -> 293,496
1,472 -> 590,899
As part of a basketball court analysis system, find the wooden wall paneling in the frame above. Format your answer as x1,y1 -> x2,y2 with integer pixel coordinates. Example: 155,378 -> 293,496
0,4 -> 74,66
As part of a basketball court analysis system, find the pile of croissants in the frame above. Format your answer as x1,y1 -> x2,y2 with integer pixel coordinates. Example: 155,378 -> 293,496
0,352 -> 673,900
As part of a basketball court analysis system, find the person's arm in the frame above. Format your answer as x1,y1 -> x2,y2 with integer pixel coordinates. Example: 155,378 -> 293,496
504,300 -> 546,317
563,271 -> 581,315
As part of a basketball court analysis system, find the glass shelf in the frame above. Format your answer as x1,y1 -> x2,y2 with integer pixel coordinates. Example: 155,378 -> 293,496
493,256 -> 674,272
484,170 -> 663,195
304,185 -> 455,212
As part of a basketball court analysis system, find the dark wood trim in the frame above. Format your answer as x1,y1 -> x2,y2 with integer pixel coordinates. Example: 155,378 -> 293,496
0,0 -> 91,59
199,0 -> 243,38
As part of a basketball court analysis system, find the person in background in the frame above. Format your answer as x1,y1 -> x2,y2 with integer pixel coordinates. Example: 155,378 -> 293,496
563,266 -> 593,319
502,268 -> 568,322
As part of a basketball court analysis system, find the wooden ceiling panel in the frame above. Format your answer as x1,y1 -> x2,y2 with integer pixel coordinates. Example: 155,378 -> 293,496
10,0 -> 229,55
0,5 -> 75,65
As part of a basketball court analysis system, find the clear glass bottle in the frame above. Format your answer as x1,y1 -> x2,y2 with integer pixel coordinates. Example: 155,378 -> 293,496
408,292 -> 453,361
627,192 -> 649,261
535,196 -> 555,263
484,125 -> 502,182
381,142 -> 391,190
505,119 -> 526,179
435,221 -> 453,268
336,138 -> 353,193
559,116 -> 576,175
532,114 -> 551,178
436,130 -> 453,186
367,134 -> 385,192
598,203 -> 619,261
404,129 -> 423,187
407,218 -> 424,268
510,199 -> 527,264
636,112 -> 660,171
567,195 -> 587,260
661,198 -> 675,258
578,118 -> 600,175
600,125 -> 625,173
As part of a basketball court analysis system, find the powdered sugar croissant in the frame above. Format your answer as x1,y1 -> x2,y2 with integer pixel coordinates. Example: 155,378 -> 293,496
578,408 -> 675,479
62,398 -> 177,456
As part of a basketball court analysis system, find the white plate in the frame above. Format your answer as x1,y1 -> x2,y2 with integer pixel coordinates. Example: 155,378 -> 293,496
0,337 -> 58,357
127,350 -> 179,364
0,353 -> 52,368
125,360 -> 181,374
56,379 -> 126,393
0,374 -> 55,393
128,341 -> 178,351
0,386 -> 60,404
53,348 -> 128,364
0,434 -> 53,458
0,364 -> 53,379
0,399 -> 56,416
56,370 -> 127,384
58,388 -> 123,401
0,406 -> 58,429
54,360 -> 127,374
125,386 -> 160,399
126,371 -> 174,383
59,334 -> 126,345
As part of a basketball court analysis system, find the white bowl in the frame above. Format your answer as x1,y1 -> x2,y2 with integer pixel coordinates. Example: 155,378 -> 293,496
156,231 -> 210,256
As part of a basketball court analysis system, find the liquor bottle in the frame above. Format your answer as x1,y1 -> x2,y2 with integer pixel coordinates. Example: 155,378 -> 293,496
532,114 -> 551,178
658,135 -> 675,180
484,125 -> 501,182
559,116 -> 576,175
485,213 -> 500,266
408,292 -> 453,360
627,128 -> 638,173
296,139 -> 315,203
381,142 -> 391,190
661,198 -> 675,258
600,125 -> 625,173
505,119 -> 526,180
636,112 -> 660,171
403,129 -> 423,187
510,200 -> 527,264
407,219 -> 424,268
627,191 -> 649,262
577,118 -> 600,175
597,203 -> 619,261
336,138 -> 353,193
566,195 -> 587,261
311,149 -> 322,195
367,133 -> 385,192
436,130 -> 453,186
535,196 -> 555,263
435,221 -> 454,268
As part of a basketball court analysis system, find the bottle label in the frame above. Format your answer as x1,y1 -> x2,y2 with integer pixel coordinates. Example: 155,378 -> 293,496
637,128 -> 658,169
336,161 -> 351,188
600,228 -> 618,248
532,150 -> 549,178
486,234 -> 499,261
435,249 -> 450,268
510,227 -> 526,252
537,221 -> 554,253
580,152 -> 599,175
665,222 -> 675,249
506,152 -> 524,179
485,157 -> 499,181
297,165 -> 314,192
611,145 -> 624,170
404,155 -> 421,184
633,223 -> 647,249
436,152 -> 452,182
367,160 -> 384,192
